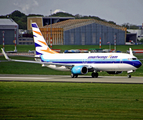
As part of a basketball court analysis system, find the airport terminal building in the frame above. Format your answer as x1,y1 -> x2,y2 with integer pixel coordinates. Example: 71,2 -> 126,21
0,19 -> 18,45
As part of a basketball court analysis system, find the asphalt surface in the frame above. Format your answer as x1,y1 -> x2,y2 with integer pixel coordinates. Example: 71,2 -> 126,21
0,74 -> 143,84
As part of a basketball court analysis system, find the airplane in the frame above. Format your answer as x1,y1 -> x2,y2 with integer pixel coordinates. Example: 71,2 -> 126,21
1,22 -> 142,78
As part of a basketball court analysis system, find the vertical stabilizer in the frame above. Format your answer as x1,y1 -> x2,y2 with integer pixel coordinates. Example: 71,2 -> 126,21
129,48 -> 133,56
31,23 -> 58,55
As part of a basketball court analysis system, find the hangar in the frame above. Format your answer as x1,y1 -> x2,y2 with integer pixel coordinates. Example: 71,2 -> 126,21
27,16 -> 74,30
0,19 -> 18,45
43,19 -> 127,45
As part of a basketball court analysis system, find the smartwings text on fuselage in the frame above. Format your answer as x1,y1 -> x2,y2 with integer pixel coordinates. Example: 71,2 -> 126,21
88,55 -> 118,60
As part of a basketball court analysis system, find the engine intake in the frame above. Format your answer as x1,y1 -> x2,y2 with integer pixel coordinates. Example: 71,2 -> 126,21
71,66 -> 88,75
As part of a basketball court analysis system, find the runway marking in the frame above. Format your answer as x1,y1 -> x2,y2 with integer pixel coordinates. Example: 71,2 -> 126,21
0,77 -> 49,80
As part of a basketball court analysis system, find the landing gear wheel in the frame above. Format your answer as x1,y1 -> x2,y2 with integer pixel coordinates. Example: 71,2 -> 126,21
75,75 -> 78,78
71,74 -> 78,78
128,74 -> 131,78
91,72 -> 98,78
71,73 -> 74,78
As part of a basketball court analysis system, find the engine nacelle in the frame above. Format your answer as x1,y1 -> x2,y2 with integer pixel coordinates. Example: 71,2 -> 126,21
71,66 -> 88,75
107,71 -> 123,74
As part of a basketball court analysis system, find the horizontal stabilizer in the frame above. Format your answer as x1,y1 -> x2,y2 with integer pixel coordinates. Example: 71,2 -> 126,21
1,48 -> 43,64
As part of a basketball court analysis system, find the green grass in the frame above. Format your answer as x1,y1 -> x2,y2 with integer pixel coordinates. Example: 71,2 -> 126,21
0,82 -> 143,119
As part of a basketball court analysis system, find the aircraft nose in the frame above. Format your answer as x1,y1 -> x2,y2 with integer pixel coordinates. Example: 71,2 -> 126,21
136,61 -> 142,68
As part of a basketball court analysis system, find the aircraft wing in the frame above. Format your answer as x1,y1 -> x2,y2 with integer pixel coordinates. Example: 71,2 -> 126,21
1,48 -> 46,64
1,48 -> 73,67
1,48 -> 94,71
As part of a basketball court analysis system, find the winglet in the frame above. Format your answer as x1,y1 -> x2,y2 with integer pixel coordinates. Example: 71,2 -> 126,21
129,48 -> 133,56
1,48 -> 10,60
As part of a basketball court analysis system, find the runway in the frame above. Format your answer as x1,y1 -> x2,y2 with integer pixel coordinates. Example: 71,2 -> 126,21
0,74 -> 143,84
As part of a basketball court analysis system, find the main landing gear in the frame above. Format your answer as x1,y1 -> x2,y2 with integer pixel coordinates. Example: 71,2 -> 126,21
91,72 -> 98,78
71,73 -> 78,78
71,72 -> 99,78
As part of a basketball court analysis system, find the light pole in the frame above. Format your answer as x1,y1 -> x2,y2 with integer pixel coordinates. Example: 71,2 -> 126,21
99,26 -> 101,49
50,10 -> 52,49
114,35 -> 116,52
2,31 -> 5,50
14,26 -> 17,52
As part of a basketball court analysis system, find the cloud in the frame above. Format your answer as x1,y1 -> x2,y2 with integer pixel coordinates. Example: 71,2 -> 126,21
13,0 -> 39,14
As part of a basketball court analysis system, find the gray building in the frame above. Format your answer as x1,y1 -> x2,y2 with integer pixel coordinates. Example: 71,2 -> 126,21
0,19 -> 18,45
45,19 -> 126,45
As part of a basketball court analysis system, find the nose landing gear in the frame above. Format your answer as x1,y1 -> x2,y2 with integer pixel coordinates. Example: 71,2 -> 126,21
128,74 -> 131,78
127,70 -> 134,78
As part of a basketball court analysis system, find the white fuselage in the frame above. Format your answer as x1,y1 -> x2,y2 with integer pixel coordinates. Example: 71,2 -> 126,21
40,52 -> 140,72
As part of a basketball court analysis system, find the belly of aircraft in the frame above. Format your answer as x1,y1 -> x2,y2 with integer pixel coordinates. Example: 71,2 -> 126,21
93,63 -> 137,71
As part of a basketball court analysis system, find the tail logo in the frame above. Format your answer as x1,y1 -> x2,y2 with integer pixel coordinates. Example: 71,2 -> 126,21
33,31 -> 42,36
32,23 -> 58,55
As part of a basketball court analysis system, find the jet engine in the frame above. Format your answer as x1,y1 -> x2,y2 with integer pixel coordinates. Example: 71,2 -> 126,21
71,66 -> 88,75
107,71 -> 123,74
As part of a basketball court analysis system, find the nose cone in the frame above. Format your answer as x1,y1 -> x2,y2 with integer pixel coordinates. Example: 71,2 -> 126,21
135,61 -> 142,68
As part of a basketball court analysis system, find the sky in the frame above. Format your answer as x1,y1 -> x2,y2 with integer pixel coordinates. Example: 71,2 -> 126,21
0,0 -> 143,25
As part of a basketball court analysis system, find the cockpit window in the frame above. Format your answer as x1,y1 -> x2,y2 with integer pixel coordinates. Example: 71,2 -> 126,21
128,58 -> 137,60
132,58 -> 137,60
133,58 -> 138,60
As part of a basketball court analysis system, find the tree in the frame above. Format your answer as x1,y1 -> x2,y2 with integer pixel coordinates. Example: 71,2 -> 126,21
108,21 -> 116,25
51,12 -> 74,17
10,10 -> 25,18
140,39 -> 143,42
75,14 -> 82,19
122,23 -> 139,29
122,23 -> 130,29
8,10 -> 27,29
28,14 -> 43,17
